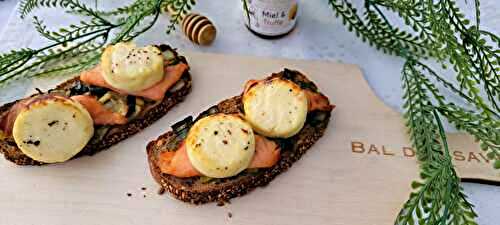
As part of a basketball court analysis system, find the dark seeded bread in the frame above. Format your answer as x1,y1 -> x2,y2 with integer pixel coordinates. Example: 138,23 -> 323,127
146,70 -> 332,204
0,47 -> 192,166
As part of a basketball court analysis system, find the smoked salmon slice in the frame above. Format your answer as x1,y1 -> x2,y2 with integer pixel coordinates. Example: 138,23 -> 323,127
158,142 -> 200,178
0,99 -> 30,136
158,135 -> 281,178
79,66 -> 126,95
249,135 -> 281,168
80,63 -> 188,101
304,89 -> 335,112
71,95 -> 128,125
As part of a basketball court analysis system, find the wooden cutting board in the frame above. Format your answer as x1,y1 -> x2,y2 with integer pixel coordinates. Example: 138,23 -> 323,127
0,52 -> 497,225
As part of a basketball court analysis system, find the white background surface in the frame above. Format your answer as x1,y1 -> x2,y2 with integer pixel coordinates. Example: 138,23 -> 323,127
0,0 -> 498,224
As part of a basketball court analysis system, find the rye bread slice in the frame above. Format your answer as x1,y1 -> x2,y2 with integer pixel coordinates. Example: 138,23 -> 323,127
146,69 -> 332,204
0,45 -> 192,166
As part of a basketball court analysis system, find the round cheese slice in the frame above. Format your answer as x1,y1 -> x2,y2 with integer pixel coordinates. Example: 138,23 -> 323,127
101,42 -> 164,92
186,114 -> 255,178
243,78 -> 308,138
12,96 -> 94,163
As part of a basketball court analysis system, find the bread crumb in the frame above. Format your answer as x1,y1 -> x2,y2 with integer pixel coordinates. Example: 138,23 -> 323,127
157,187 -> 166,195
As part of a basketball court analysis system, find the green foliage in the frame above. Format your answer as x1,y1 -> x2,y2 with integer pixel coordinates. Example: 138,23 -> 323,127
163,0 -> 196,34
0,0 -> 195,87
19,0 -> 109,22
439,104 -> 500,165
405,58 -> 500,175
363,2 -> 430,57
398,60 -> 478,225
328,0 -> 499,224
94,1 -> 143,16
33,16 -> 111,43
111,0 -> 162,42
328,0 -> 430,57
435,0 -> 499,114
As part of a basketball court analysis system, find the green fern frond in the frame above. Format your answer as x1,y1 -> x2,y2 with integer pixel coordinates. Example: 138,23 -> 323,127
19,0 -> 40,19
0,49 -> 35,80
111,0 -> 160,42
94,1 -> 143,17
473,0 -> 480,29
34,16 -> 111,43
328,0 -> 395,54
163,0 -> 196,34
479,30 -> 500,46
371,0 -> 444,60
364,3 -> 429,57
431,0 -> 500,113
328,0 -> 432,58
401,60 -> 441,162
397,59 -> 478,225
33,16 -> 62,42
20,0 -> 113,26
370,0 -> 499,114
439,104 -> 500,168
27,48 -> 101,79
407,61 -> 500,169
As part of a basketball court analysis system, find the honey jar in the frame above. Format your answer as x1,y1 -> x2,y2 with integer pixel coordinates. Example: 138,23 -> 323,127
243,0 -> 298,39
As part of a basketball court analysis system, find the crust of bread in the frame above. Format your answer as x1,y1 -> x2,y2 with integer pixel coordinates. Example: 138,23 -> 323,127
146,70 -> 332,204
0,47 -> 192,166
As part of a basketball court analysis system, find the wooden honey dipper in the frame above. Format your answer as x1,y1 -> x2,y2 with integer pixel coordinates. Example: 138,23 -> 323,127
165,5 -> 217,45
182,14 -> 217,45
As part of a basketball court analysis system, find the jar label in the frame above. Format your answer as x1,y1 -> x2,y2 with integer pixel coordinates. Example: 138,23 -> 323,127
244,0 -> 298,36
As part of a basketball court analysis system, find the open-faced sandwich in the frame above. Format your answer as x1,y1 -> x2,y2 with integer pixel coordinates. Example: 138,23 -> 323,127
0,42 -> 192,165
147,69 -> 334,204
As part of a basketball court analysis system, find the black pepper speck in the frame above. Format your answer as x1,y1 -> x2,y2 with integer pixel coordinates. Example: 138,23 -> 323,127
23,139 -> 41,146
47,120 -> 59,127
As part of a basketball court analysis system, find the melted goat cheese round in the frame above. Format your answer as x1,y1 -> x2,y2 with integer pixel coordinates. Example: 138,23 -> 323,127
101,42 -> 164,92
185,114 -> 255,178
243,78 -> 308,138
12,96 -> 94,163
